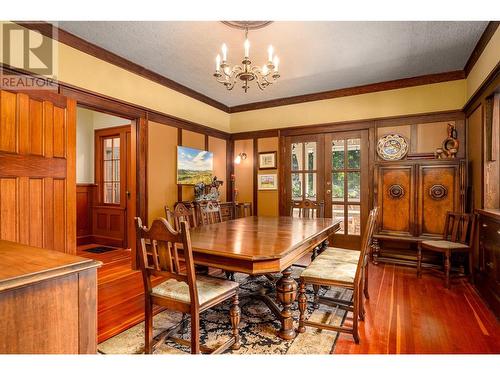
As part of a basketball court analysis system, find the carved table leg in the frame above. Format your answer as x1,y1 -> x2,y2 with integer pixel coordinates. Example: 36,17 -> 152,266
371,238 -> 380,265
297,280 -> 307,334
276,266 -> 298,340
444,250 -> 451,289
230,294 -> 241,350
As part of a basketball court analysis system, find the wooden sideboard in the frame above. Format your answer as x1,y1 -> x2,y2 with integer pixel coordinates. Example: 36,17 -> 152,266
372,159 -> 465,266
0,240 -> 101,354
475,209 -> 500,317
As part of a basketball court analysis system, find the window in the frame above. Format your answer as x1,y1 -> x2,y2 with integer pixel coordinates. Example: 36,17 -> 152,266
103,136 -> 120,204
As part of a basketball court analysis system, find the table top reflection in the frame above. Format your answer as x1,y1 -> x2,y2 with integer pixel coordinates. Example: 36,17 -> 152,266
188,216 -> 340,261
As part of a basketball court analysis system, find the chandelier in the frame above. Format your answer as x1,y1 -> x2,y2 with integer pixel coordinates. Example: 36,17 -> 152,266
214,21 -> 280,92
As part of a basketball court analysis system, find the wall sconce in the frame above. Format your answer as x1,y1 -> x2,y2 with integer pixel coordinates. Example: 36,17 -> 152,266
234,152 -> 247,164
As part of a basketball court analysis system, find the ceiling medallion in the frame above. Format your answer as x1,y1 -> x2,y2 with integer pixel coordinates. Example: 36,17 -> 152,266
214,21 -> 280,93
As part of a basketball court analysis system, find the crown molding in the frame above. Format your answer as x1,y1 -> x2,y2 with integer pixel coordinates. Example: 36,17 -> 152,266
229,70 -> 466,113
464,21 -> 499,77
14,21 -> 495,115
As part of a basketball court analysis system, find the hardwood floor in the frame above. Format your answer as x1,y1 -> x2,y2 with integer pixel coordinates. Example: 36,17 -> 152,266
77,244 -> 166,343
334,263 -> 500,354
78,244 -> 499,352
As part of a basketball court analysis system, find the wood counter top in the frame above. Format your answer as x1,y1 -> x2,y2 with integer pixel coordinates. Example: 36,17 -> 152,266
0,239 -> 101,292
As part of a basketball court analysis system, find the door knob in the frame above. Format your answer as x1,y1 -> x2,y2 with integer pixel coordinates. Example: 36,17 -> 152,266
326,190 -> 331,194
126,190 -> 131,198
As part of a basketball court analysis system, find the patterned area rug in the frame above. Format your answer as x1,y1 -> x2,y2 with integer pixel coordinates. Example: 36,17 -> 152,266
98,269 -> 351,355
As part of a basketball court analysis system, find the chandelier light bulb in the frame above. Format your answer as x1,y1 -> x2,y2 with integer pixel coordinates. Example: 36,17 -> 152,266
262,65 -> 269,75
221,43 -> 227,61
244,39 -> 250,58
268,45 -> 274,62
273,56 -> 279,72
216,54 -> 221,71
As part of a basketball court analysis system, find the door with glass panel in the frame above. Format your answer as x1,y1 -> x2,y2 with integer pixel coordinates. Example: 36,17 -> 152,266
284,130 -> 368,249
285,135 -> 325,217
325,131 -> 368,249
93,125 -> 131,248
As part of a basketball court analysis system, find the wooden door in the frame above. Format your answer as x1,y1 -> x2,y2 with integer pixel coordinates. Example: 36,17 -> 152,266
283,130 -> 368,249
284,134 -> 325,214
325,130 -> 369,249
93,125 -> 131,248
0,89 -> 76,253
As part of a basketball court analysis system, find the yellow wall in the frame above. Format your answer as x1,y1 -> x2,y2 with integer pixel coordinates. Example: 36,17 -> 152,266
147,121 -> 178,224
257,137 -> 279,216
230,80 -> 467,132
234,139 -> 254,205
466,27 -> 500,101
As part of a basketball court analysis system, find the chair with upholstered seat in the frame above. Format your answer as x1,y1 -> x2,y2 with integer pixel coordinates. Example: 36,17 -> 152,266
417,212 -> 476,289
135,217 -> 241,354
297,208 -> 378,344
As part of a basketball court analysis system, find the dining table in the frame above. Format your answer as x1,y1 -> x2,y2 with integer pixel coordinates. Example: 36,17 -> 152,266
187,215 -> 341,340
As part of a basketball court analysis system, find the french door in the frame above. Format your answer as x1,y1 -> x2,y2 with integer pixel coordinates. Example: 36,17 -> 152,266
284,130 -> 369,249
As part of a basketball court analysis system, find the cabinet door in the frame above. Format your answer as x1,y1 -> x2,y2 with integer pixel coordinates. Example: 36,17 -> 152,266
417,164 -> 461,237
376,165 -> 415,236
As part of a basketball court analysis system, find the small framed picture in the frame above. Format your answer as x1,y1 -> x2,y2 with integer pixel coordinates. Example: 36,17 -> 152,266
258,151 -> 277,170
258,174 -> 278,190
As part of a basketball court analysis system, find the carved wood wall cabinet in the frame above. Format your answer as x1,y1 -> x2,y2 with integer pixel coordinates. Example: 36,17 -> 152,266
373,160 -> 465,266
376,134 -> 409,160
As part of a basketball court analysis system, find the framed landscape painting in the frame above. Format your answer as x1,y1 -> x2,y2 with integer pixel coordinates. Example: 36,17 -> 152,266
258,174 -> 278,190
176,146 -> 213,185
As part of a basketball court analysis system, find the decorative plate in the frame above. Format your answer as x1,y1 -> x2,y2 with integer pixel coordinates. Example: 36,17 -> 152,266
377,134 -> 409,161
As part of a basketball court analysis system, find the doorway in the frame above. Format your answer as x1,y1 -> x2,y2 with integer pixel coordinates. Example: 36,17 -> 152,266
76,107 -> 134,249
283,130 -> 369,249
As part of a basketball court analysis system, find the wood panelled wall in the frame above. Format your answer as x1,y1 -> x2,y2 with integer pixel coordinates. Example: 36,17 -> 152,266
0,90 -> 76,254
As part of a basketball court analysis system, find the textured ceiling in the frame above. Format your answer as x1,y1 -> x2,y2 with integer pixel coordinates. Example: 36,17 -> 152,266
55,21 -> 487,107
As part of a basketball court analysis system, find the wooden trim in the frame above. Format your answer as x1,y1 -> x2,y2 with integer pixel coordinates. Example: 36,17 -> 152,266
147,109 -> 230,140
226,140 -> 234,202
16,22 -> 229,113
253,139 -> 258,215
231,129 -> 279,140
464,22 -> 500,76
177,129 -> 183,202
204,134 -> 209,151
229,71 -> 465,113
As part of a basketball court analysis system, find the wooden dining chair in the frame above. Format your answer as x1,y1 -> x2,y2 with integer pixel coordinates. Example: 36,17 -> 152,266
236,202 -> 253,218
165,202 -> 198,231
297,208 -> 378,344
290,199 -> 325,219
417,212 -> 477,288
135,217 -> 241,354
199,201 -> 223,225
